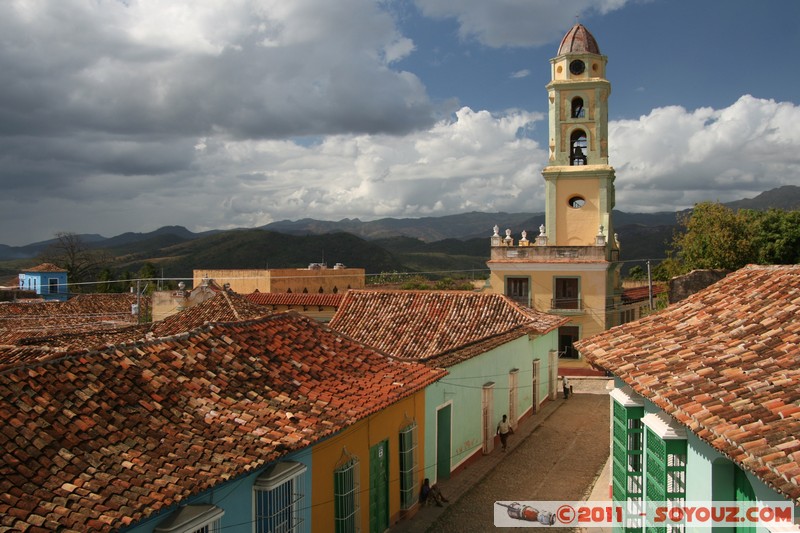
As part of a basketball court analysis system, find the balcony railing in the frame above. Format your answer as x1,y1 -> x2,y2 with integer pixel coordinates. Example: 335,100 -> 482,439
550,297 -> 583,311
507,295 -> 530,307
490,245 -> 609,262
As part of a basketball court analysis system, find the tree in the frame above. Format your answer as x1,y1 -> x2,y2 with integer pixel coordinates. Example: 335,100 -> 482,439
752,209 -> 800,264
136,263 -> 159,295
671,202 -> 757,272
96,268 -> 120,293
39,232 -> 112,292
626,265 -> 645,281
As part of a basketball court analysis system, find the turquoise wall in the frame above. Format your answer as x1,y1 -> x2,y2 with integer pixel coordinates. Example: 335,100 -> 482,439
124,448 -> 312,533
423,330 -> 558,483
611,377 -> 799,532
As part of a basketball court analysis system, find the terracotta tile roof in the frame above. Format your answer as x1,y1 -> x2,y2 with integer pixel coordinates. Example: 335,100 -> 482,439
329,290 -> 568,366
487,259 -> 608,264
2,292 -> 269,353
621,284 -> 667,304
575,265 -> 800,504
11,324 -> 152,351
0,312 -> 445,532
245,291 -> 344,308
22,263 -> 67,273
148,290 -> 270,337
0,345 -> 73,370
0,294 -> 145,344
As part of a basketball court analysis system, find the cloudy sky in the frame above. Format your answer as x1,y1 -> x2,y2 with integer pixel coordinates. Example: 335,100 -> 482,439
1,0 -> 798,246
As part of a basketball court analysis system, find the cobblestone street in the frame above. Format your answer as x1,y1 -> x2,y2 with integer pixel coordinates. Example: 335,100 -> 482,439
426,381 -> 611,532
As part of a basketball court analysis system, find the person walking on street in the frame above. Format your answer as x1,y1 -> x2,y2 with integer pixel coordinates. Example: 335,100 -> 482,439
562,375 -> 570,400
497,414 -> 513,451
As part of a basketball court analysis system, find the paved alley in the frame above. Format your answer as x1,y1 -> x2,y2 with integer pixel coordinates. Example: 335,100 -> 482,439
394,378 -> 611,532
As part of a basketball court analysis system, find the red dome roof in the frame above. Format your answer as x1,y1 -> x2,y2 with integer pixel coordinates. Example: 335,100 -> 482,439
557,23 -> 600,55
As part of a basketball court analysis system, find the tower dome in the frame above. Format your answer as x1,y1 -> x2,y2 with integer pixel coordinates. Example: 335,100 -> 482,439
557,23 -> 600,55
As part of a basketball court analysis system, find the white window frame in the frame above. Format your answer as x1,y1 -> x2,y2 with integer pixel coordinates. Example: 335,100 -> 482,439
254,461 -> 308,533
154,504 -> 224,533
398,422 -> 418,510
334,452 -> 361,532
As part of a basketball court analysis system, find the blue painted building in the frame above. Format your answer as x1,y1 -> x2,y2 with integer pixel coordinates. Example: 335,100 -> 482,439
18,263 -> 69,301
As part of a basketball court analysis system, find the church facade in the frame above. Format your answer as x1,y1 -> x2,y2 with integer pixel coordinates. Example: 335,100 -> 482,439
487,24 -> 622,367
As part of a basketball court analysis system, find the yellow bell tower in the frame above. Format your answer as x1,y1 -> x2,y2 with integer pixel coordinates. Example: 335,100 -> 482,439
543,23 -> 616,251
487,23 -> 622,373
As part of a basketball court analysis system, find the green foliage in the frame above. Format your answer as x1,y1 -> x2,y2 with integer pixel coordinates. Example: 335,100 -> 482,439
652,257 -> 683,281
400,275 -> 432,290
433,277 -> 475,291
670,202 -> 800,274
672,202 -> 756,271
751,209 -> 800,264
626,265 -> 645,280
136,263 -> 159,294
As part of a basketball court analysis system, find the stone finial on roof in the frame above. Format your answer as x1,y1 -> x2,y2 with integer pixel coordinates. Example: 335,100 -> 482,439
491,225 -> 502,246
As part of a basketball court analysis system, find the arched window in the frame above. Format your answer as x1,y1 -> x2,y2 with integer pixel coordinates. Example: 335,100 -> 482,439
571,97 -> 584,118
570,130 -> 587,166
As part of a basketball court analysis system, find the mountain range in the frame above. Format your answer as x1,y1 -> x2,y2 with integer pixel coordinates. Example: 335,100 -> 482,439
1,185 -> 798,280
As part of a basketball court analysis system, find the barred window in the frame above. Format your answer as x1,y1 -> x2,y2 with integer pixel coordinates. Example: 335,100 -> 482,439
254,461 -> 308,533
334,451 -> 360,533
399,422 -> 418,510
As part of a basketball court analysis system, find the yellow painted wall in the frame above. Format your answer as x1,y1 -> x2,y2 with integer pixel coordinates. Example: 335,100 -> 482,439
192,268 -> 365,295
311,391 -> 426,533
265,304 -> 337,322
487,267 -> 610,339
554,178 -> 601,246
267,268 -> 365,294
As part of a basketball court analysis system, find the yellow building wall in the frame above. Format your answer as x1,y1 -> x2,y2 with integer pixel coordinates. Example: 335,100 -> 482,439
554,178 -> 601,246
192,269 -> 272,294
267,268 -> 365,294
311,392 -> 426,533
487,267 -> 610,339
192,268 -> 365,295
266,304 -> 337,322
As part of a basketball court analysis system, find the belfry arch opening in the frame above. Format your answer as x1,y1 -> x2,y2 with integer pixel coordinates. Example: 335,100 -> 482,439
570,130 -> 587,166
571,97 -> 585,118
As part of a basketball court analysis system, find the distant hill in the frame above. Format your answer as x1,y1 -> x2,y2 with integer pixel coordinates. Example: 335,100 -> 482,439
1,185 -> 797,280
110,229 -> 403,278
723,185 -> 800,211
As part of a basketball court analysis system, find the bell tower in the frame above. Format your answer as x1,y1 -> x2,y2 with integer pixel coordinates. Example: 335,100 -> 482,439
542,23 -> 616,255
486,23 -> 624,371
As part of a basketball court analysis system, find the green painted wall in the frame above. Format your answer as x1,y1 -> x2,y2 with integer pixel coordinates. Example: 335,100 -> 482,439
423,330 -> 558,483
610,378 -> 800,532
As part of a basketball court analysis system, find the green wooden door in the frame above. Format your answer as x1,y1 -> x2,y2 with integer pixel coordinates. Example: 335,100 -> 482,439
436,405 -> 451,481
369,440 -> 389,533
734,467 -> 755,533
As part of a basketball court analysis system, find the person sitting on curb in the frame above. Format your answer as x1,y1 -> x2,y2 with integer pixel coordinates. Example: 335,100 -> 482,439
419,478 -> 449,507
